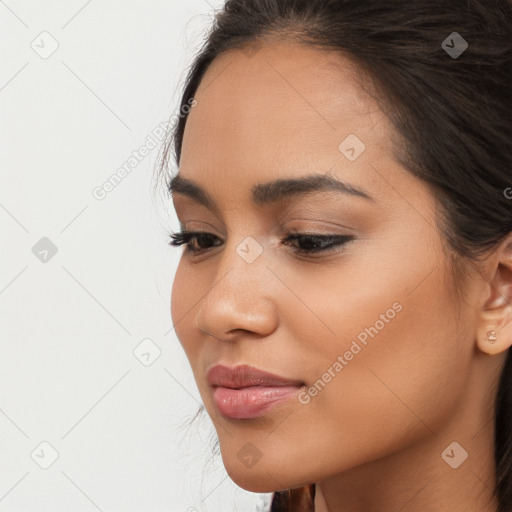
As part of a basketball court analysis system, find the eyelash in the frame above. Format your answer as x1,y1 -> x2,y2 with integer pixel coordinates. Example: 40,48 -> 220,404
167,230 -> 354,256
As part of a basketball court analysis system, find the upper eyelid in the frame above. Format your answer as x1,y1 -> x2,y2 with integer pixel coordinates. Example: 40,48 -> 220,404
175,225 -> 357,242
176,215 -> 356,231
179,230 -> 353,242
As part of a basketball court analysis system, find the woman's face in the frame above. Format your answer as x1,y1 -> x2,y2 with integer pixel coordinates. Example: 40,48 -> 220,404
170,41 -> 490,493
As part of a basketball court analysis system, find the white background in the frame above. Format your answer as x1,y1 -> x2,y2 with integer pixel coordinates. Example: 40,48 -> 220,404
0,1 -> 272,511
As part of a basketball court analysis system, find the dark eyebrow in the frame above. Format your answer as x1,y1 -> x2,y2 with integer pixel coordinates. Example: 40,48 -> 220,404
168,172 -> 375,210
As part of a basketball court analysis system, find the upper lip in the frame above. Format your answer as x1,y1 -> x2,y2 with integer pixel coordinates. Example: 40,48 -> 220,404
207,364 -> 304,389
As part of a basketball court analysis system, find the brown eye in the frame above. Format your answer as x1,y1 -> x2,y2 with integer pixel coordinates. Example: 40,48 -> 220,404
168,231 -> 222,254
282,233 -> 355,254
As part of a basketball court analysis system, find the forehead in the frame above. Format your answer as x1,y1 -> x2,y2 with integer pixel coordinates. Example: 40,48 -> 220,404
178,40 -> 396,207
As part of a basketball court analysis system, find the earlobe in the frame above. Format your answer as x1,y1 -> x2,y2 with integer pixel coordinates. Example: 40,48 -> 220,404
477,323 -> 510,356
476,300 -> 512,356
476,234 -> 512,356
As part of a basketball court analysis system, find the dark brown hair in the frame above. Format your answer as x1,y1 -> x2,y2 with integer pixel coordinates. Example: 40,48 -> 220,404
157,1 -> 512,510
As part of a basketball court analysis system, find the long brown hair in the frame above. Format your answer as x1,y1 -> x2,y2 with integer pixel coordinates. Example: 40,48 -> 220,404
157,1 -> 512,510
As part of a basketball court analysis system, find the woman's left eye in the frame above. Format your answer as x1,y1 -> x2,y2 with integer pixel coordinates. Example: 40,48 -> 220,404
168,230 -> 354,256
282,233 -> 355,254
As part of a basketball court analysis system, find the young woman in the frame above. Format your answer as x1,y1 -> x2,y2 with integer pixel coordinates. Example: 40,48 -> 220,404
158,1 -> 512,510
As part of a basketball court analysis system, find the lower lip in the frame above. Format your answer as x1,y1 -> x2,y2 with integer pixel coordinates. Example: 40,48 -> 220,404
212,385 -> 301,419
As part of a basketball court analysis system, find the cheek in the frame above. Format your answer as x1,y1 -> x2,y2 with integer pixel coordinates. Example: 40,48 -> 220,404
171,260 -> 199,357
171,264 -> 215,403
289,263 -> 469,471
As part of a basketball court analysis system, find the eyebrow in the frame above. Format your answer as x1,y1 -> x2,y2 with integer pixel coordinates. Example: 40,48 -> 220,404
168,172 -> 376,210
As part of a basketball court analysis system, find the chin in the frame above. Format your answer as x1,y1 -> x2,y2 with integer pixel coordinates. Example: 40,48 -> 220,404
223,452 -> 309,494
222,459 -> 284,493
233,477 -> 278,494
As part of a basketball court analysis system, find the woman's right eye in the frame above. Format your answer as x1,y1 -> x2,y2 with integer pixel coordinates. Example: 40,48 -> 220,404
168,230 -> 221,254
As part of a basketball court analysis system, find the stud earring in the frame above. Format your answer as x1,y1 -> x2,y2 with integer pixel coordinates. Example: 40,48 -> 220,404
487,330 -> 497,344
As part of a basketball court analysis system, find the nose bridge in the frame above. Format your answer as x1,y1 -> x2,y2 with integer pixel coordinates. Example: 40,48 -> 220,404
215,218 -> 269,278
209,232 -> 269,305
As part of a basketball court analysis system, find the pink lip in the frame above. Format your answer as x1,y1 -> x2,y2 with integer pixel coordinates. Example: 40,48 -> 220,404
207,364 -> 305,419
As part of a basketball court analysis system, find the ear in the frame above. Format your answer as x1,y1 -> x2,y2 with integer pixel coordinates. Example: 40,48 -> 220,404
476,232 -> 512,356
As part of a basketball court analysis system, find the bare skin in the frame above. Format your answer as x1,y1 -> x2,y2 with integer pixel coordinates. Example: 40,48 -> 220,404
169,40 -> 512,512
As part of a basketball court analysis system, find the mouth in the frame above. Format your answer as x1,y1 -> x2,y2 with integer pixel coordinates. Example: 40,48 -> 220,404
207,364 -> 305,419
211,385 -> 303,419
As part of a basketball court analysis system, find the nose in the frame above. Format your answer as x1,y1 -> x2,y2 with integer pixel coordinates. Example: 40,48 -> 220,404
194,239 -> 279,342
